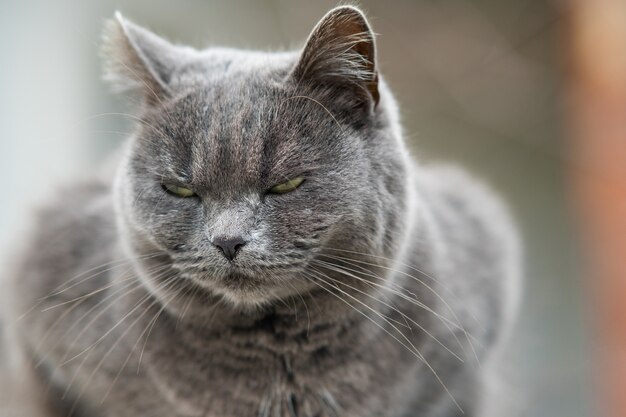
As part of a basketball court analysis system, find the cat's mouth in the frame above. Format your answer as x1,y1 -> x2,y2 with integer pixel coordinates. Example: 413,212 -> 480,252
170,252 -> 312,307
203,271 -> 292,307
186,264 -> 311,308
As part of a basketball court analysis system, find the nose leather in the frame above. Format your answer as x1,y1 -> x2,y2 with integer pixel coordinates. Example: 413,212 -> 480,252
212,236 -> 247,261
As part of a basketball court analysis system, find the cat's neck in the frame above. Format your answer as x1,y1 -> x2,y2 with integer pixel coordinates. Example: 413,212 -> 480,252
115,262 -> 387,355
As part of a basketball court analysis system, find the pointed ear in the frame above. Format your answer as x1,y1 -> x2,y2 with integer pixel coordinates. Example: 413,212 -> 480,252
101,12 -> 189,104
292,6 -> 379,107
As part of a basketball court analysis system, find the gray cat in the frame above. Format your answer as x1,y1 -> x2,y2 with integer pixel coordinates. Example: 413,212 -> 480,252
4,6 -> 520,417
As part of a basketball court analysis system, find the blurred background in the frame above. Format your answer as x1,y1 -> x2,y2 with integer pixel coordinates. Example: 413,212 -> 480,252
0,1 -> 590,416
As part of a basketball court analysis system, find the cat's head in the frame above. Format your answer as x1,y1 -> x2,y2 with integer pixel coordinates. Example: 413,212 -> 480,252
105,6 -> 410,310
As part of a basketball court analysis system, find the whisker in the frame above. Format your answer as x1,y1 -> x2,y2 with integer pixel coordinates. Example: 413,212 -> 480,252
61,267 -> 172,366
41,274 -> 136,312
60,267 -> 176,403
325,246 -> 483,327
48,251 -> 165,297
17,251 -> 164,322
57,263 -> 172,365
87,276 -> 180,408
320,250 -> 483,364
287,281 -> 311,336
315,255 -> 482,349
304,268 -> 463,414
311,260 -> 463,361
317,255 -> 464,329
36,277 -> 142,369
177,279 -> 202,327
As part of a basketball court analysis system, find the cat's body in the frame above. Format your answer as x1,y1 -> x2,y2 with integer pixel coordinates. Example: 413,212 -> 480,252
5,7 -> 520,417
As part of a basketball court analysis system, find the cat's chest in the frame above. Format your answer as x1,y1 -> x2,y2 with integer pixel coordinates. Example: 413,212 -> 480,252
117,313 -> 394,417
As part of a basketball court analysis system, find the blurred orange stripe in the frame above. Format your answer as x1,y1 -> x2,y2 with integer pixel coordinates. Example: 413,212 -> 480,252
568,1 -> 626,417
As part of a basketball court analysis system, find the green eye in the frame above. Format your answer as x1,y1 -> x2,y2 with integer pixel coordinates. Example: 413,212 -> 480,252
162,183 -> 196,198
269,177 -> 305,194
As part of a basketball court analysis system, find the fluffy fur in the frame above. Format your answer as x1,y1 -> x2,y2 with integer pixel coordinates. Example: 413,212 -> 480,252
4,6 -> 520,417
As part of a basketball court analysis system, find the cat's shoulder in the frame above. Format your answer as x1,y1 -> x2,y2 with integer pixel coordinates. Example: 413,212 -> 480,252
31,179 -> 115,248
12,178 -> 116,298
413,163 -> 522,336
415,163 -> 517,238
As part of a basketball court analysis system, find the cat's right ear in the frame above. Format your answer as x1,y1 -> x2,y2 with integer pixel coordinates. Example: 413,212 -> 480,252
291,6 -> 379,109
101,12 -> 189,104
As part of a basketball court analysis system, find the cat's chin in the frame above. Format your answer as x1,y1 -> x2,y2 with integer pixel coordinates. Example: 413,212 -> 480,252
214,288 -> 278,310
195,271 -> 309,311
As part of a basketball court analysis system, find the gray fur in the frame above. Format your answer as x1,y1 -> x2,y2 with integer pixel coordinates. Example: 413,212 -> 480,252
5,6 -> 520,417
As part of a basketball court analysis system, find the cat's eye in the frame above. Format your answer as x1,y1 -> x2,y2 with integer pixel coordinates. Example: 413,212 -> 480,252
268,177 -> 305,194
162,183 -> 196,198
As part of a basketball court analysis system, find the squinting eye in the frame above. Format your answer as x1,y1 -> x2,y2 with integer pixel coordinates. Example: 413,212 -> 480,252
162,183 -> 196,198
269,177 -> 305,194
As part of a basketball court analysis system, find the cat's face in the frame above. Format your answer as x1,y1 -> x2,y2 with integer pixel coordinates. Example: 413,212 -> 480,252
109,7 -> 408,308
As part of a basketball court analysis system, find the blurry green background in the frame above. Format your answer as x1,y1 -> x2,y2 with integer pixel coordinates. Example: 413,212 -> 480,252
0,1 -> 589,416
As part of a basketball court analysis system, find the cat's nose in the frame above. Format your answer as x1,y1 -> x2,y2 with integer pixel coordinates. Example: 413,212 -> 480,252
212,236 -> 247,261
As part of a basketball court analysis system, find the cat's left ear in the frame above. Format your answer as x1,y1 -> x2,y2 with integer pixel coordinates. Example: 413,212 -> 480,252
292,6 -> 379,108
101,12 -> 191,104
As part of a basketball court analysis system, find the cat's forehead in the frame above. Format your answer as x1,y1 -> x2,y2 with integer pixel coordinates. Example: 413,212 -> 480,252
171,50 -> 295,120
175,48 -> 296,87
168,75 -> 291,146
146,75 -> 326,193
